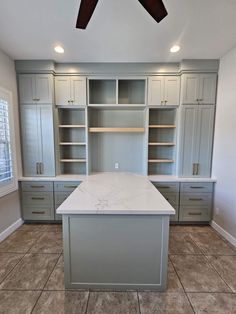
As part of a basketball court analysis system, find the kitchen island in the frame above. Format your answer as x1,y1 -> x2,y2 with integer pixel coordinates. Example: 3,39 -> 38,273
57,173 -> 175,291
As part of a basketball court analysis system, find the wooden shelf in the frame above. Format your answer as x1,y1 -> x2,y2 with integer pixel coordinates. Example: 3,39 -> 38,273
148,159 -> 174,163
60,142 -> 86,146
149,142 -> 175,146
59,125 -> 86,128
60,159 -> 86,163
149,125 -> 176,128
89,127 -> 145,133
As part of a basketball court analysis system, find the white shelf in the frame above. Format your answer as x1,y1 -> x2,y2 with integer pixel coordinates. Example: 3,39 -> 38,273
60,159 -> 86,163
89,127 -> 145,133
60,142 -> 86,146
148,159 -> 174,163
149,125 -> 176,129
59,125 -> 86,128
149,142 -> 175,146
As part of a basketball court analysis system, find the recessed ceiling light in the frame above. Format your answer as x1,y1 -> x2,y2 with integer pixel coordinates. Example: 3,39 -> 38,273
54,45 -> 64,54
170,45 -> 180,53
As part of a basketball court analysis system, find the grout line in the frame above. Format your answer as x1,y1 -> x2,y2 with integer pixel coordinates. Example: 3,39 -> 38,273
169,258 -> 196,314
84,291 -> 91,314
137,291 -> 141,314
30,253 -> 62,314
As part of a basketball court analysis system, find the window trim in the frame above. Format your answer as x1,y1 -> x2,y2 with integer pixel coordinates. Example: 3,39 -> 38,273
0,86 -> 18,198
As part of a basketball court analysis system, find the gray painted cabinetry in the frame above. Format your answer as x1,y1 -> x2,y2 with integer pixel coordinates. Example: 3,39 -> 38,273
179,105 -> 215,177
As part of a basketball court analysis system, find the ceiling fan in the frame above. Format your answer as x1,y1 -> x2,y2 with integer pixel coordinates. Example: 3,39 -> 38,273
76,0 -> 168,29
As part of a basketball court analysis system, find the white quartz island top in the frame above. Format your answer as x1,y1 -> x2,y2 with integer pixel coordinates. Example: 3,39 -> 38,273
57,172 -> 175,215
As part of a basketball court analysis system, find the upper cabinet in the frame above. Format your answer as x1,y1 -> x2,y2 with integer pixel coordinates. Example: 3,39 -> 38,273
55,76 -> 86,106
18,74 -> 53,104
181,73 -> 217,105
148,76 -> 180,106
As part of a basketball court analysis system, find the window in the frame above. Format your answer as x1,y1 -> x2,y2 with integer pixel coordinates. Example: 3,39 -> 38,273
0,87 -> 17,197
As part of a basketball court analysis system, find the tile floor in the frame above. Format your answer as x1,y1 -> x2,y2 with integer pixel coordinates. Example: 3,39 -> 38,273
0,224 -> 236,313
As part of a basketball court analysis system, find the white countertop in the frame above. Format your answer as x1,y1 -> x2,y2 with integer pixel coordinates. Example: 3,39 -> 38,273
57,172 -> 175,215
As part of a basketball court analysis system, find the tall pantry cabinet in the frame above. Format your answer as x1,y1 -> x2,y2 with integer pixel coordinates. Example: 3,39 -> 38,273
18,74 -> 55,176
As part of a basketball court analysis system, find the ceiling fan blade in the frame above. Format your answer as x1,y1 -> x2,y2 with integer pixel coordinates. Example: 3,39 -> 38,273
76,0 -> 99,29
138,0 -> 168,23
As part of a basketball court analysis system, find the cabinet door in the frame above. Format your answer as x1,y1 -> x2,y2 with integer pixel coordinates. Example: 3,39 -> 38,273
179,105 -> 198,176
38,105 -> 55,176
71,77 -> 86,106
18,74 -> 36,103
20,105 -> 40,176
55,76 -> 71,106
164,76 -> 180,106
148,77 -> 164,105
198,74 -> 217,104
181,74 -> 199,104
196,105 -> 215,176
35,74 -> 53,103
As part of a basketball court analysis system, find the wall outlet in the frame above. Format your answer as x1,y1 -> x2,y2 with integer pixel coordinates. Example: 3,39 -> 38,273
115,162 -> 119,169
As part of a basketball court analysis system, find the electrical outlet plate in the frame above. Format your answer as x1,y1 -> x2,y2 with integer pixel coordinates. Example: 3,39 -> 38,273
115,162 -> 119,169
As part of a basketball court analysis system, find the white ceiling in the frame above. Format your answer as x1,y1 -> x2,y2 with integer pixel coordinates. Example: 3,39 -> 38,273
0,0 -> 236,62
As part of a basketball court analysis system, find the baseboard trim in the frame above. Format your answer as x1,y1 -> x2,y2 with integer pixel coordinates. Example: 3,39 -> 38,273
0,218 -> 23,242
211,220 -> 236,247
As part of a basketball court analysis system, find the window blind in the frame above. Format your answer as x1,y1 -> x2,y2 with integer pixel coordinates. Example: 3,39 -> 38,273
0,99 -> 13,183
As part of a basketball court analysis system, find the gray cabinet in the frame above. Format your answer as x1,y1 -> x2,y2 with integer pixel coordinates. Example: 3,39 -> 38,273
18,74 -> 53,104
20,104 -> 55,176
148,76 -> 180,106
179,105 -> 215,177
55,76 -> 86,106
179,182 -> 213,222
21,181 -> 54,221
181,73 -> 217,104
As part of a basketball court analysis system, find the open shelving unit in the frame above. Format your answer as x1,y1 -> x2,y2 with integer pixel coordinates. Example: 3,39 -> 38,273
57,108 -> 87,174
148,108 -> 177,175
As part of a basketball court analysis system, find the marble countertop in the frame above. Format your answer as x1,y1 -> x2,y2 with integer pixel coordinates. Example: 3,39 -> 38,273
57,172 -> 175,215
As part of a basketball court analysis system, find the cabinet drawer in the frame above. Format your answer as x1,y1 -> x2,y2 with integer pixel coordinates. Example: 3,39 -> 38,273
22,206 -> 54,221
22,192 -> 53,206
152,182 -> 179,193
180,193 -> 212,206
54,181 -> 81,192
21,181 -> 53,192
54,191 -> 71,205
161,192 -> 179,206
179,206 -> 211,222
180,182 -> 213,193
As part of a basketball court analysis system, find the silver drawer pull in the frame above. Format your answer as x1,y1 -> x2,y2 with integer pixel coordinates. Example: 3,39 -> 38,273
31,197 -> 45,200
30,185 -> 45,188
159,186 -> 170,189
188,212 -> 202,216
190,186 -> 205,189
64,185 -> 77,188
189,198 -> 203,201
31,211 -> 45,214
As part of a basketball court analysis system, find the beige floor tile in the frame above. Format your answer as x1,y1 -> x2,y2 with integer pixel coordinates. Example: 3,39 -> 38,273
87,292 -> 139,314
0,253 -> 24,284
188,292 -> 236,314
0,231 -> 41,253
167,271 -> 184,292
0,290 -> 40,314
169,232 -> 202,254
170,225 -> 214,234
139,292 -> 194,314
32,291 -> 89,314
40,224 -> 62,233
17,223 -> 45,232
0,253 -> 59,290
170,255 -> 231,292
206,255 -> 236,292
44,255 -> 64,290
190,232 -> 236,255
29,232 -> 63,254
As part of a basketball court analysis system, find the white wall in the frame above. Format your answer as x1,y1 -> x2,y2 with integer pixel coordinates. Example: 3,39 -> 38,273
212,45 -> 236,239
0,48 -> 22,234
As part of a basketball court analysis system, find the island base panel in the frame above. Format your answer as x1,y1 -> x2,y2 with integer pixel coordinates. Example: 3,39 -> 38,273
63,214 -> 169,290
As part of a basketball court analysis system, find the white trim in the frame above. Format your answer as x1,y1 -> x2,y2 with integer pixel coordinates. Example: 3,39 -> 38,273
211,220 -> 236,248
0,218 -> 23,242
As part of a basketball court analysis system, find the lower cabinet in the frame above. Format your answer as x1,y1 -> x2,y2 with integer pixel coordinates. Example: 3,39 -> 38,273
152,181 -> 214,223
20,181 -> 81,221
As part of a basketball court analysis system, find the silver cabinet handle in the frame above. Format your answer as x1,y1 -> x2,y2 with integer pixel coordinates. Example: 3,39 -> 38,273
192,163 -> 199,175
36,162 -> 40,174
64,185 -> 78,188
190,186 -> 204,189
189,198 -> 203,201
30,185 -> 45,188
31,211 -> 45,214
39,162 -> 44,174
31,197 -> 45,200
188,212 -> 202,216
